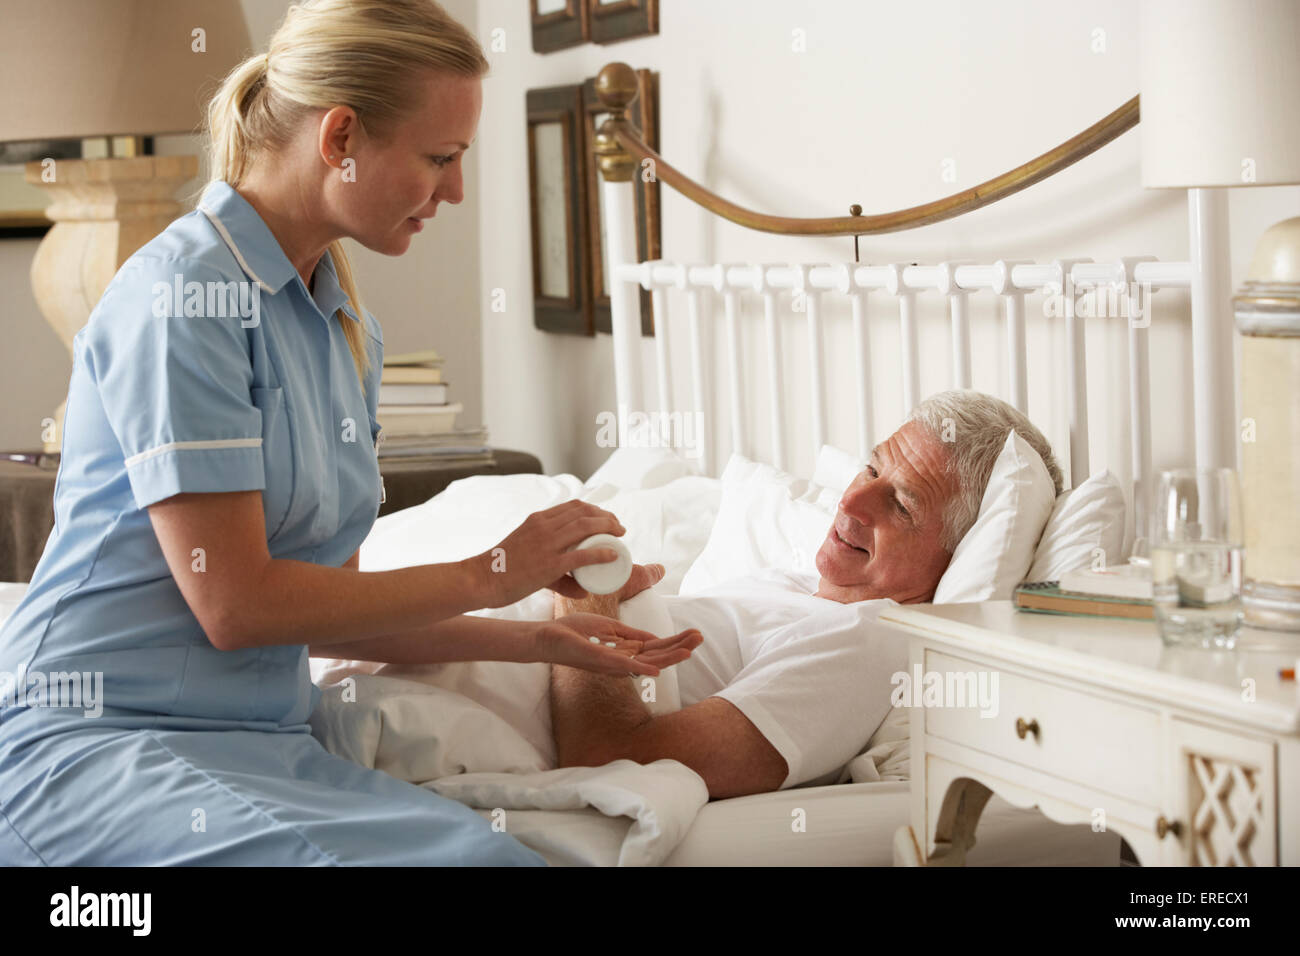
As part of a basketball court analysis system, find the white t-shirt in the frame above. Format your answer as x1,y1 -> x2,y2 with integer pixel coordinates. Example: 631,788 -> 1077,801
658,567 -> 909,789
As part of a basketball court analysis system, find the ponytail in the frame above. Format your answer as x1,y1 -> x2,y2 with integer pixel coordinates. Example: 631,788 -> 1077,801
205,53 -> 270,193
202,0 -> 489,395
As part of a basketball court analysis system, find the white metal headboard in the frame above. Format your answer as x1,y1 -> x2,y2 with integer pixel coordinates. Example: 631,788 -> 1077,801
593,70 -> 1237,558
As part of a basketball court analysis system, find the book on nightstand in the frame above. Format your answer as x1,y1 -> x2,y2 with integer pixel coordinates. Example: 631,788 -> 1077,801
1014,580 -> 1154,620
1058,564 -> 1153,600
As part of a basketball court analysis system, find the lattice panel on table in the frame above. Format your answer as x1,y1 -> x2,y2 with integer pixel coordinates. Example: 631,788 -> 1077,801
1187,755 -> 1265,866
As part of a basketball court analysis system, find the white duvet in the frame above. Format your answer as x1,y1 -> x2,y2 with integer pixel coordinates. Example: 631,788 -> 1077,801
310,450 -> 723,866
308,647 -> 711,867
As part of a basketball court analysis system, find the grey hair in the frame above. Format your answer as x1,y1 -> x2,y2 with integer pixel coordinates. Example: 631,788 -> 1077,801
905,389 -> 1064,552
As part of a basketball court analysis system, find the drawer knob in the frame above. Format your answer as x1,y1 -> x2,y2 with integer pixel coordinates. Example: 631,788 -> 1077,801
1015,717 -> 1040,740
1156,816 -> 1183,840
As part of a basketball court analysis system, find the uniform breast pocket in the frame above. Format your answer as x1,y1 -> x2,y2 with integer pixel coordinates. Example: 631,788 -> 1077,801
251,385 -> 295,542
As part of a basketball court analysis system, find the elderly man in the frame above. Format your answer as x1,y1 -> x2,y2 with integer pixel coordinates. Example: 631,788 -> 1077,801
550,389 -> 1063,800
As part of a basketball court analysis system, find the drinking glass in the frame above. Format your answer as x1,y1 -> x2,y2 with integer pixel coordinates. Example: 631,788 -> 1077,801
1150,468 -> 1244,648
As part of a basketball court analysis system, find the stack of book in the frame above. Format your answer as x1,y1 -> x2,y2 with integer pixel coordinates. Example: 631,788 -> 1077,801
376,348 -> 493,466
1014,563 -> 1154,620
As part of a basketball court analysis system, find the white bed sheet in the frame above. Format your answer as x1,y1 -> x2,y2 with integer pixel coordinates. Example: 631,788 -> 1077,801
484,781 -> 1122,867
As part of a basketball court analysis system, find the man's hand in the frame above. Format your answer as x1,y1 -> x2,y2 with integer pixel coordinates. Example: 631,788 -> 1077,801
612,563 -> 666,603
553,563 -> 666,617
533,612 -> 701,676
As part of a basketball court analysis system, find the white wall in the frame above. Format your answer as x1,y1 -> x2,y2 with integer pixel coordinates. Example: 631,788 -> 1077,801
0,0 -> 484,451
472,0 -> 1299,486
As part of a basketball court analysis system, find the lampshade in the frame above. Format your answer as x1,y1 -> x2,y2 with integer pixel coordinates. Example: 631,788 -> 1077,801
0,0 -> 252,142
1140,0 -> 1300,188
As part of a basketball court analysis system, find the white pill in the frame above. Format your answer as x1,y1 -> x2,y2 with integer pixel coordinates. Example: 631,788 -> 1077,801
570,533 -> 634,596
605,641 -> 617,647
588,636 -> 601,643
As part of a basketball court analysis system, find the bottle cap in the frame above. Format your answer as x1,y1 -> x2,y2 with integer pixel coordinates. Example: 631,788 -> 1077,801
571,533 -> 633,595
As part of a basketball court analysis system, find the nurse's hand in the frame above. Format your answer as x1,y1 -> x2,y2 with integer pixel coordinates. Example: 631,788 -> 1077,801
533,613 -> 703,676
474,500 -> 629,609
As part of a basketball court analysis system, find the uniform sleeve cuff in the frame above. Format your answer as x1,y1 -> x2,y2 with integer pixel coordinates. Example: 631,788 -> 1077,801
125,444 -> 266,511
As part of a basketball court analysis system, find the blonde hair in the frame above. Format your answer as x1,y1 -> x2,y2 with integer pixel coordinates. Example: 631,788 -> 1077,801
204,0 -> 489,393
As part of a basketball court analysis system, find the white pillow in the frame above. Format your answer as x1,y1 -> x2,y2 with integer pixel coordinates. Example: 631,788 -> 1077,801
574,476 -> 722,596
359,472 -> 585,571
932,430 -> 1058,603
677,453 -> 831,594
583,445 -> 700,493
1025,469 -> 1127,581
355,461 -> 720,601
808,443 -> 866,497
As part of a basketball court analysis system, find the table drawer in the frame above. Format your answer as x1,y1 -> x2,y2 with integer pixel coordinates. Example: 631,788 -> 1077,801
923,649 -> 1162,804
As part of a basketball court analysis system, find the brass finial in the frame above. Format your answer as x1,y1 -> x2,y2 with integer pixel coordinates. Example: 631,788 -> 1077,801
594,62 -> 640,115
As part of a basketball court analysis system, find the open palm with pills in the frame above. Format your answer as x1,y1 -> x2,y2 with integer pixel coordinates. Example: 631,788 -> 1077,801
534,609 -> 702,677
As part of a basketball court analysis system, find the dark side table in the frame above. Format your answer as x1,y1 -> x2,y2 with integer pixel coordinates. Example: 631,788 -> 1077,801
0,449 -> 543,583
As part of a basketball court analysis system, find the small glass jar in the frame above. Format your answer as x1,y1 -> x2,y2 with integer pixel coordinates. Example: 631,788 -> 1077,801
1151,468 -> 1245,649
1234,216 -> 1300,632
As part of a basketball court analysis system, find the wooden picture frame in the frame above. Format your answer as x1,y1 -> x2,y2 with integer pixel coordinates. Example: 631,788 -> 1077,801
526,85 -> 592,335
530,0 -> 589,54
587,0 -> 659,44
580,69 -> 660,336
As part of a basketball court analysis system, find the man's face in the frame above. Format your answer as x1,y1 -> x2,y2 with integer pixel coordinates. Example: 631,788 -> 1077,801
814,420 -> 959,604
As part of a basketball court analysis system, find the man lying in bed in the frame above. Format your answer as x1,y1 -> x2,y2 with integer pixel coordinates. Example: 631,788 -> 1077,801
549,389 -> 1063,800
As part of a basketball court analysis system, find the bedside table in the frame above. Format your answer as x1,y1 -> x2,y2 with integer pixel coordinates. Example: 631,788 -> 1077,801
881,601 -> 1299,867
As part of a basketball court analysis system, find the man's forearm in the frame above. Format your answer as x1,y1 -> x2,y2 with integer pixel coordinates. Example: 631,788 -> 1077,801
551,658 -> 652,730
553,589 -> 621,621
309,613 -> 537,666
550,588 -> 653,762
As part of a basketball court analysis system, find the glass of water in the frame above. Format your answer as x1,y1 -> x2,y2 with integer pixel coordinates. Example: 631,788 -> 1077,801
1150,468 -> 1245,649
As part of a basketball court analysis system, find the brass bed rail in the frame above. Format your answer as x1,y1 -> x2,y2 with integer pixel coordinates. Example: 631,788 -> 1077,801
591,61 -> 1139,237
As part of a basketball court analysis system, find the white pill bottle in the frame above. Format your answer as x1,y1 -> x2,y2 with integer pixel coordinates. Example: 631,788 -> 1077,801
571,534 -> 682,716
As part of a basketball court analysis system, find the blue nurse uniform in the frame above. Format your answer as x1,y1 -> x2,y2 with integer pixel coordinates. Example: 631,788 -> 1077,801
0,181 -> 545,866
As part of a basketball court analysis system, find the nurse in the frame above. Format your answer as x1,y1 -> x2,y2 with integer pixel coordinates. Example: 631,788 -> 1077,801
0,0 -> 700,866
